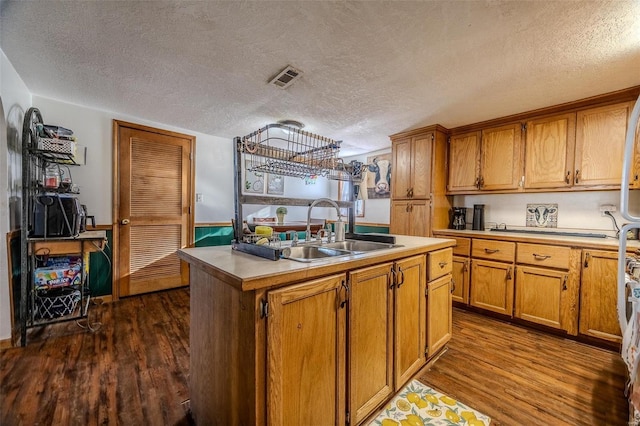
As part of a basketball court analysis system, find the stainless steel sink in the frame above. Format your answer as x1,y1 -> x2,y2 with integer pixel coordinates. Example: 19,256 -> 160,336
323,240 -> 402,252
281,239 -> 402,262
281,245 -> 353,263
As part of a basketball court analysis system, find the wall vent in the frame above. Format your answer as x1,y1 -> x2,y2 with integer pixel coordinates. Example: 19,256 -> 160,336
269,65 -> 303,89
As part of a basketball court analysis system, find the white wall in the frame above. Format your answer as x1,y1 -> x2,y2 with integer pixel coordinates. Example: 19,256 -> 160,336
1,49 -> 32,341
454,190 -> 640,235
32,96 -> 236,225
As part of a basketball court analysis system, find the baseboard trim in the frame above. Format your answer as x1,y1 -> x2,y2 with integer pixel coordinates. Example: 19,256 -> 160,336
0,338 -> 13,351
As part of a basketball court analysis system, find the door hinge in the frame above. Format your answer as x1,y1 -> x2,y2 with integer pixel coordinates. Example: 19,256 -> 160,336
425,345 -> 429,356
425,286 -> 429,296
346,411 -> 350,424
447,137 -> 451,144
260,299 -> 269,318
431,134 -> 434,142
521,123 -> 527,132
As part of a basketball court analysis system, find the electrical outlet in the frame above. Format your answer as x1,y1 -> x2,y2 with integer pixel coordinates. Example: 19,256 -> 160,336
600,204 -> 617,215
196,193 -> 203,203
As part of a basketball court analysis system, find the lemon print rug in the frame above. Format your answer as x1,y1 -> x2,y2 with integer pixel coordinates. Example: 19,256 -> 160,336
367,379 -> 491,426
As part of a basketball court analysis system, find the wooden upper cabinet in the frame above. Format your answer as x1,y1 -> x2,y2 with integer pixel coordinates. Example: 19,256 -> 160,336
479,123 -> 523,191
574,101 -> 634,188
391,133 -> 433,199
447,131 -> 480,193
391,138 -> 412,199
447,124 -> 523,193
524,113 -> 576,189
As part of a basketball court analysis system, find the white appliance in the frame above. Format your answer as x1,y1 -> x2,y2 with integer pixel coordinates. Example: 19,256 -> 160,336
618,93 -> 640,423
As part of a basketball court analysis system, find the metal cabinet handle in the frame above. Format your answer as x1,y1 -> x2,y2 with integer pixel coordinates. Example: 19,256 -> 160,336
575,169 -> 580,184
121,219 -> 130,225
406,188 -> 411,197
390,267 -> 396,289
438,261 -> 448,269
506,267 -> 512,280
484,248 -> 499,254
451,278 -> 456,294
532,253 -> 551,260
396,266 -> 405,288
475,176 -> 480,189
339,280 -> 349,309
478,176 -> 484,189
565,171 -> 571,184
584,252 -> 591,268
562,275 -> 568,291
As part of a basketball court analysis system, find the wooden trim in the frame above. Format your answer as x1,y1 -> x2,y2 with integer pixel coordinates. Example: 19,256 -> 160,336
86,224 -> 113,231
389,124 -> 450,140
0,338 -> 12,350
195,222 -> 233,227
5,229 -> 20,348
353,222 -> 390,228
450,85 -> 640,135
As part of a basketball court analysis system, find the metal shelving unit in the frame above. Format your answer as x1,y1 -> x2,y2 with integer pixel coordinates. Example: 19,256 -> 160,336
232,123 -> 363,259
18,107 -> 102,346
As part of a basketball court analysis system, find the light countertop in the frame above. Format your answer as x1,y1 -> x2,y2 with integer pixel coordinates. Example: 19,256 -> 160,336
178,235 -> 455,291
433,228 -> 640,251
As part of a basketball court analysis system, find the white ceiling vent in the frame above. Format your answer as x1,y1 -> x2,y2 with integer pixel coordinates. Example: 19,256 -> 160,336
269,65 -> 303,89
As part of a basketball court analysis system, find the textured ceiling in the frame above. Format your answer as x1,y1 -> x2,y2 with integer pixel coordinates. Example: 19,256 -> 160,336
1,1 -> 640,156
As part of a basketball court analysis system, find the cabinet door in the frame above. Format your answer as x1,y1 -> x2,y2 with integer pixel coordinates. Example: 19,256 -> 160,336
579,250 -> 621,343
267,273 -> 347,425
391,137 -> 412,199
515,266 -> 568,330
524,113 -> 576,189
390,201 -> 410,235
409,199 -> 430,237
448,131 -> 481,193
470,259 -> 514,316
348,263 -> 394,425
480,123 -> 523,191
451,256 -> 470,304
394,255 -> 427,389
411,133 -> 433,199
390,200 -> 430,237
426,274 -> 452,358
574,102 -> 634,187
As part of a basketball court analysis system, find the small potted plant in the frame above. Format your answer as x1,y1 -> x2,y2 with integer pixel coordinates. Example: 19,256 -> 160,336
276,206 -> 287,225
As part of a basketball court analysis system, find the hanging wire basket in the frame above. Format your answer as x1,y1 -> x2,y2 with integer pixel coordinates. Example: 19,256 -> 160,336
240,124 -> 342,180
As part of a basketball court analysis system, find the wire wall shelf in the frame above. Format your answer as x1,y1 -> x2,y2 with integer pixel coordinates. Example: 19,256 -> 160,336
240,123 -> 352,181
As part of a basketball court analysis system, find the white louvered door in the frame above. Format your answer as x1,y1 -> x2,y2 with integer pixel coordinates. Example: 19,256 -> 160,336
115,121 -> 194,297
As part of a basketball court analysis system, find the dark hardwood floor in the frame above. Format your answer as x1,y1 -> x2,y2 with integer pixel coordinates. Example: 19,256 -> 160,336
419,308 -> 629,426
1,289 -> 192,426
1,288 -> 629,425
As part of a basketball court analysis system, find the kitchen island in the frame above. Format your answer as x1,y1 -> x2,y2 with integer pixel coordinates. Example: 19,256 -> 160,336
178,235 -> 455,425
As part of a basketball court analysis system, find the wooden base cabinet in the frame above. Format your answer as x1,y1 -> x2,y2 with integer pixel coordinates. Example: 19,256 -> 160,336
267,274 -> 347,425
515,266 -> 572,332
347,255 -> 428,425
580,250 -> 622,343
470,259 -> 514,316
514,243 -> 580,335
427,274 -> 452,357
188,250 -> 451,426
393,255 -> 427,389
348,263 -> 394,425
451,256 -> 470,304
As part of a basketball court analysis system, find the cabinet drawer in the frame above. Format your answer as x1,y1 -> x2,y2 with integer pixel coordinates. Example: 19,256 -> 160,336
428,248 -> 453,280
452,237 -> 471,257
471,239 -> 515,263
516,243 -> 571,270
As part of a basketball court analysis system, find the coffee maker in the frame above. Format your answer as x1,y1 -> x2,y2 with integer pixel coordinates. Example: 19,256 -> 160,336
451,207 -> 467,230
